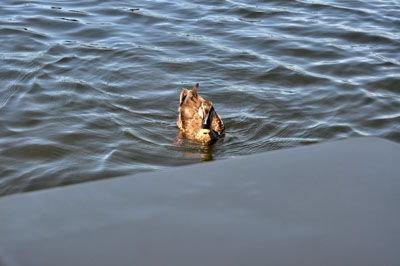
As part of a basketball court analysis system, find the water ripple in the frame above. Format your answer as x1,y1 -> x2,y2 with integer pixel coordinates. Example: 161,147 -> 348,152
1,0 -> 399,196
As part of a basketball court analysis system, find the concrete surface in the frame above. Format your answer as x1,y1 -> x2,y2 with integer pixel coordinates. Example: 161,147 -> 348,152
0,137 -> 399,266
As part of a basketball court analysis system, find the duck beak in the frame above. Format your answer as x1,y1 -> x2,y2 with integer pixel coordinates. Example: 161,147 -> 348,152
201,127 -> 211,135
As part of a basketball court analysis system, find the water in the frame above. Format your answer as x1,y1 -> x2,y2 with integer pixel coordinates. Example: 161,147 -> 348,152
1,0 -> 399,196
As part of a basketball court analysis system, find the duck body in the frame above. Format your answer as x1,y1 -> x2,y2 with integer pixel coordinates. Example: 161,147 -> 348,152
177,83 -> 224,145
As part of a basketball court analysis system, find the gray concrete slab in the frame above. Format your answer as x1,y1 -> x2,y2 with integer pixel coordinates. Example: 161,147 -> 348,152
0,137 -> 399,266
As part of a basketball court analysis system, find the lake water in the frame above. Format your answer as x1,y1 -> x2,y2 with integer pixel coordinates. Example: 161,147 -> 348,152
1,0 -> 399,196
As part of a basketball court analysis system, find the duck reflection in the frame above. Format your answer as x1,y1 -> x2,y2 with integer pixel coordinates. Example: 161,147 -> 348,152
174,133 -> 213,161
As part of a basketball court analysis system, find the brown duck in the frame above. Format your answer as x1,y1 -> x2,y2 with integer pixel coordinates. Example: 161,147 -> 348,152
177,83 -> 225,144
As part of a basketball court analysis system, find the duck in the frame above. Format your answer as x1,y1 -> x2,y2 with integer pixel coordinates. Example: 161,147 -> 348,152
177,83 -> 225,145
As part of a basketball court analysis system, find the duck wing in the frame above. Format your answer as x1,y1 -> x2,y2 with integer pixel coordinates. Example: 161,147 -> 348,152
212,112 -> 225,135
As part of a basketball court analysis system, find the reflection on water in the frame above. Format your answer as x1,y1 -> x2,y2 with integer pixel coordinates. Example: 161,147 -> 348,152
179,141 -> 214,162
174,131 -> 215,161
0,0 -> 399,196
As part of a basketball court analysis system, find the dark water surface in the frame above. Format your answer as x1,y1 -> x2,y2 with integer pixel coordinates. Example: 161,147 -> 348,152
1,0 -> 399,196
